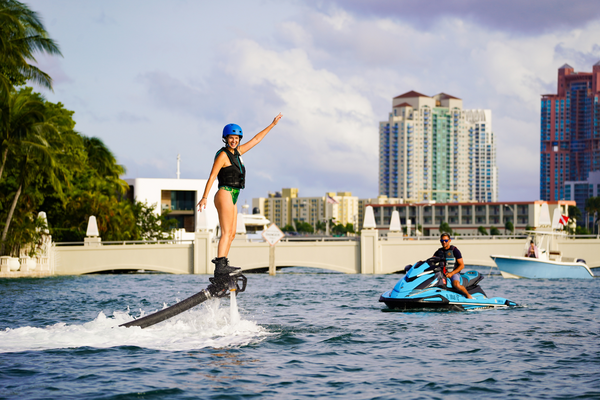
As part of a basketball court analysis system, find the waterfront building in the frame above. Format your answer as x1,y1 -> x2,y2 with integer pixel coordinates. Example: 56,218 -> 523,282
125,178 -> 219,238
379,91 -> 498,203
252,188 -> 296,228
326,192 -> 359,227
541,62 -> 600,201
290,195 -> 324,228
365,200 -> 574,236
564,170 -> 600,228
253,189 -> 359,230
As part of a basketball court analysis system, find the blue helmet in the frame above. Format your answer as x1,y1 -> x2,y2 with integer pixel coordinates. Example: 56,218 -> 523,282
222,123 -> 243,138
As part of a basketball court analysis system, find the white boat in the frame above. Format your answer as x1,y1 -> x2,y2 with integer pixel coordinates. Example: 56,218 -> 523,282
491,249 -> 593,280
490,204 -> 594,279
242,213 -> 270,232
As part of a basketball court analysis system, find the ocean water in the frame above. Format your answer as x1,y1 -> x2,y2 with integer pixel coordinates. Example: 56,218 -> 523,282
1,268 -> 599,399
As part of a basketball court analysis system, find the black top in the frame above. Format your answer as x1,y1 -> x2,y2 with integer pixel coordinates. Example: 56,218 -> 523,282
216,147 -> 245,189
434,245 -> 462,273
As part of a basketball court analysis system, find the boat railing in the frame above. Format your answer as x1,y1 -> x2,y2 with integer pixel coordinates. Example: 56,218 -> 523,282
563,234 -> 600,240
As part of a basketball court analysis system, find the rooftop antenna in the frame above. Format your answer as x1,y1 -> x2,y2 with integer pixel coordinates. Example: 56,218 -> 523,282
177,154 -> 181,179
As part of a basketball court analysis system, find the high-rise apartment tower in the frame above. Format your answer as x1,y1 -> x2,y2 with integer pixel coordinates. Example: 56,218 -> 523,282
379,91 -> 498,203
540,62 -> 600,201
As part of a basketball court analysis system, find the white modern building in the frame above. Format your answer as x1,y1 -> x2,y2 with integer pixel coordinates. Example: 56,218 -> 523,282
125,178 -> 219,240
379,91 -> 498,203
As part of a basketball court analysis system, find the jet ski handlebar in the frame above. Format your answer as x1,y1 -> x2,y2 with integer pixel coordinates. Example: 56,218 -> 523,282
420,256 -> 444,273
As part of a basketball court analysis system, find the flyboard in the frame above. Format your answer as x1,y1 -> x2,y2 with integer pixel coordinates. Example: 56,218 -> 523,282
120,272 -> 247,329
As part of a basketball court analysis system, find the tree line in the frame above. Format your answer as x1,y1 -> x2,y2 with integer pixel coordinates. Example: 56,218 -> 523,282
567,202 -> 600,235
281,219 -> 355,236
0,1 -> 175,257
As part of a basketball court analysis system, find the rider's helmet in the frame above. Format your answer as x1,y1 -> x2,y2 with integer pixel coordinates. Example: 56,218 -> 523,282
222,123 -> 243,139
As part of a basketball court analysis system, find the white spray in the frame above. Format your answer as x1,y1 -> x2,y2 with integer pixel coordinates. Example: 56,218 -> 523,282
229,288 -> 240,324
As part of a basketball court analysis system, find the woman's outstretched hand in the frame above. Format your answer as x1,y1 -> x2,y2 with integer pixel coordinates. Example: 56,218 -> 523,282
272,113 -> 283,126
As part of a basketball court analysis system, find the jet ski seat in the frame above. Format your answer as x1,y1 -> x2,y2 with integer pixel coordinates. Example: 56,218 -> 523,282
460,271 -> 483,289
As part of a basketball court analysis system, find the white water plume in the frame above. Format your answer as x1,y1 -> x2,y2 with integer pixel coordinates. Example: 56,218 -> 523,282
230,290 -> 240,324
0,299 -> 266,354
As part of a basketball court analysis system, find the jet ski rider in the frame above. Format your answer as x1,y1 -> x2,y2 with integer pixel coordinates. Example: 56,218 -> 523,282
435,233 -> 474,299
197,113 -> 283,279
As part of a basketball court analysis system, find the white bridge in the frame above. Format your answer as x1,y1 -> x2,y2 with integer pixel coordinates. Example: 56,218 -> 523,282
52,230 -> 600,275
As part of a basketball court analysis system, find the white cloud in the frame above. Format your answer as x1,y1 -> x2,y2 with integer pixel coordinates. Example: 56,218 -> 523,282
313,0 -> 600,36
131,10 -> 600,200
22,1 -> 600,201
215,38 -> 380,195
269,10 -> 600,199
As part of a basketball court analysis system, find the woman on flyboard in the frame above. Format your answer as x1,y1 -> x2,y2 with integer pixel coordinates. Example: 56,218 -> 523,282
197,113 -> 283,279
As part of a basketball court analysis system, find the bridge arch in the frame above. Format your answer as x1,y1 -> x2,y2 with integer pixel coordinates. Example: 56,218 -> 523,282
55,244 -> 193,275
229,241 -> 361,274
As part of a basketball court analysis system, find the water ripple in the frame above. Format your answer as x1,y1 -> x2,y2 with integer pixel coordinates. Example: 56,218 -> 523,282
1,272 -> 600,399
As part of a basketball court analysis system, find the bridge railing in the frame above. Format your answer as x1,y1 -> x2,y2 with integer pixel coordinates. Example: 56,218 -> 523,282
55,239 -> 194,246
49,230 -> 600,275
281,236 -> 360,242
54,233 -> 599,247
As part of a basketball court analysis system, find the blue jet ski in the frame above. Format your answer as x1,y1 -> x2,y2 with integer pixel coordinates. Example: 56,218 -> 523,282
379,257 -> 518,311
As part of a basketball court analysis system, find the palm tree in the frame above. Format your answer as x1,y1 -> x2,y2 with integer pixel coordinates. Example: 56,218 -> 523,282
504,220 -> 514,235
0,95 -> 65,255
585,196 -> 600,235
44,137 -> 129,242
82,136 -> 128,193
0,0 -> 62,98
566,205 -> 582,234
0,135 -> 58,254
568,205 -> 582,222
315,220 -> 326,233
439,221 -> 452,235
0,87 -> 45,183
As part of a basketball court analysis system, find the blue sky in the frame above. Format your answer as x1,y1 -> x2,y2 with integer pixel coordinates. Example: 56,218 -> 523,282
27,0 -> 600,205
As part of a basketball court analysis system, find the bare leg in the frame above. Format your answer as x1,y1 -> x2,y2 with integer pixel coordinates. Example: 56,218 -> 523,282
230,211 -> 238,254
452,280 -> 474,299
215,189 -> 237,258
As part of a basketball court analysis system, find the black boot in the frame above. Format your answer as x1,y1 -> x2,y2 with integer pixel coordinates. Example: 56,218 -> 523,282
212,257 -> 241,278
207,257 -> 247,298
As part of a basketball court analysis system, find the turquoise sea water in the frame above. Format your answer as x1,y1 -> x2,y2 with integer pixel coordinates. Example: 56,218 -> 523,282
1,268 -> 599,399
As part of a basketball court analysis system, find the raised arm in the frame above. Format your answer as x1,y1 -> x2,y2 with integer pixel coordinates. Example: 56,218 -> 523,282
238,113 -> 283,155
197,152 -> 227,211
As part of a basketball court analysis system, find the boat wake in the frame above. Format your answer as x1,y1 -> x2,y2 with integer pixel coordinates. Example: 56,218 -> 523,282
0,299 -> 266,354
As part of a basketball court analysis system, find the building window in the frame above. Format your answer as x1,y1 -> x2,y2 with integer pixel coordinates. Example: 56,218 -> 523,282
170,191 -> 195,211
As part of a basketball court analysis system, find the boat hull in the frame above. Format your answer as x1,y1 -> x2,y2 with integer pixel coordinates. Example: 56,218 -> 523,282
379,290 -> 517,311
491,256 -> 594,279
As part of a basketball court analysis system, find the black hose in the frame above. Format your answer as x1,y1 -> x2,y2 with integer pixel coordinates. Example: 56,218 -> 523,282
119,273 -> 247,329
119,289 -> 211,329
